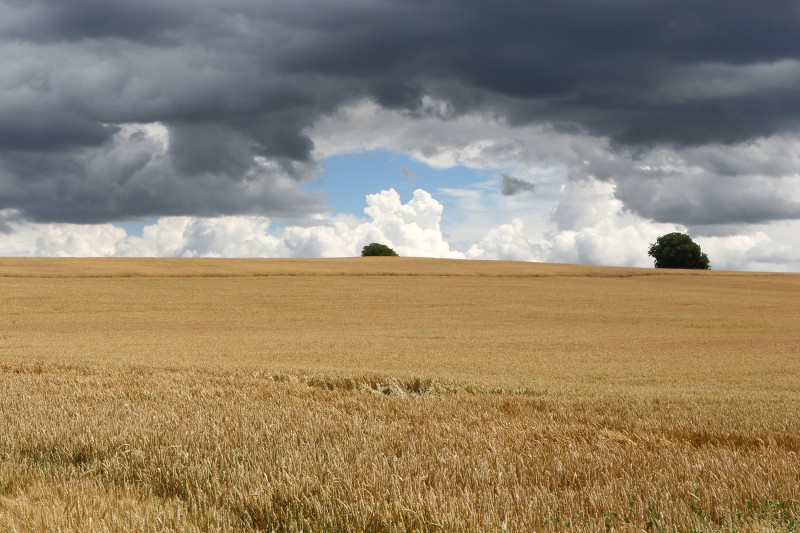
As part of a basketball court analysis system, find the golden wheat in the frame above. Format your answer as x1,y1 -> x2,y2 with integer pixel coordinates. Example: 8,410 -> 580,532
0,258 -> 798,531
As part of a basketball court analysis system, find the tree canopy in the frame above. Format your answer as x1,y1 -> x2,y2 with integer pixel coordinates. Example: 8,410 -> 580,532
361,243 -> 398,257
648,233 -> 710,269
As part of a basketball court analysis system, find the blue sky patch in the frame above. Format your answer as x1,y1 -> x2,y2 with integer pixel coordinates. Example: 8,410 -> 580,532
310,149 -> 491,218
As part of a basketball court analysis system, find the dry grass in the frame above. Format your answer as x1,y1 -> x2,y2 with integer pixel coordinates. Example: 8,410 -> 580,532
0,258 -> 798,531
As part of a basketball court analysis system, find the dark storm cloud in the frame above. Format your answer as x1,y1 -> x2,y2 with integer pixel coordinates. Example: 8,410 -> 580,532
501,175 -> 535,196
274,0 -> 800,143
1,0 -> 799,223
3,0 -> 185,44
0,123 -> 318,223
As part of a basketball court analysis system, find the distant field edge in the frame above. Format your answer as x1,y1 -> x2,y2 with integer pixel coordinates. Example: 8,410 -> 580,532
0,256 -> 789,278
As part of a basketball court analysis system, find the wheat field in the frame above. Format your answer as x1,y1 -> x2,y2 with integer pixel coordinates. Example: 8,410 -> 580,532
0,258 -> 798,531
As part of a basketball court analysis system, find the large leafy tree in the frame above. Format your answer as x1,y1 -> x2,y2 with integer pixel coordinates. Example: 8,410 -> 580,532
648,233 -> 710,269
361,243 -> 398,257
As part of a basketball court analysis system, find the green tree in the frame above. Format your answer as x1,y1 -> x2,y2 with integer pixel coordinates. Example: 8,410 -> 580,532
361,243 -> 398,257
648,233 -> 710,269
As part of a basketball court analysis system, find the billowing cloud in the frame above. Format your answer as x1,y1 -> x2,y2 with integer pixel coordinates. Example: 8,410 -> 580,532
696,232 -> 800,272
2,0 -> 800,228
283,189 -> 463,259
0,209 -> 125,256
2,186 -> 799,272
466,219 -> 545,262
118,216 -> 284,258
0,188 -> 463,259
312,101 -> 800,230
0,123 -> 319,223
465,179 -> 683,268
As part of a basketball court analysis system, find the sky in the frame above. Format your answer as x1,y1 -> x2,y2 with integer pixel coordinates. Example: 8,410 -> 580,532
1,0 -> 800,271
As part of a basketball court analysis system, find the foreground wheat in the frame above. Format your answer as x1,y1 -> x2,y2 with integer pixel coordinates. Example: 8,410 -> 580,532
0,258 -> 798,531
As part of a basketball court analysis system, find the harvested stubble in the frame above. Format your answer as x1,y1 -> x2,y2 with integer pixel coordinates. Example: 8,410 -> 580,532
0,258 -> 798,531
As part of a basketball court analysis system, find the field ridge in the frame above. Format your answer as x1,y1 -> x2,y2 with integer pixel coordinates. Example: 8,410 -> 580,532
0,256 -> 788,279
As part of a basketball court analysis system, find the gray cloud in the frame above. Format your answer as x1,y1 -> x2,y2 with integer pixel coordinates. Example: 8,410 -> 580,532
0,124 -> 319,223
400,167 -> 418,181
501,175 -> 535,196
0,209 -> 21,234
2,0 -> 185,44
1,0 -> 800,223
613,172 -> 800,227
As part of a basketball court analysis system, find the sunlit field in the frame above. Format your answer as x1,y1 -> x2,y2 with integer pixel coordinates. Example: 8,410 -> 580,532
1,258 -> 798,531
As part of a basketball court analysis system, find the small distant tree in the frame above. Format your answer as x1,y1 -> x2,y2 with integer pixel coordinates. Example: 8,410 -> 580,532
361,243 -> 398,257
648,232 -> 710,269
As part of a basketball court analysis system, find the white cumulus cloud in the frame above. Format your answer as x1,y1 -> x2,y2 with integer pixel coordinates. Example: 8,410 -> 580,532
282,189 -> 463,258
0,188 -> 464,260
118,216 -> 285,258
1,185 -> 799,272
466,219 -> 547,261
